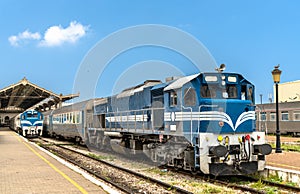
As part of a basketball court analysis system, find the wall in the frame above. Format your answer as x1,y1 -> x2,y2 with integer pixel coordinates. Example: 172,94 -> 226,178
275,80 -> 300,102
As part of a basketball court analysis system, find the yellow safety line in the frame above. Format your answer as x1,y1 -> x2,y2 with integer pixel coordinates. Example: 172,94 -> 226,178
14,133 -> 88,194
268,162 -> 300,171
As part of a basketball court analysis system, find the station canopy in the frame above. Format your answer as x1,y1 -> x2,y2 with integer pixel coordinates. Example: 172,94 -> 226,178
0,77 -> 78,112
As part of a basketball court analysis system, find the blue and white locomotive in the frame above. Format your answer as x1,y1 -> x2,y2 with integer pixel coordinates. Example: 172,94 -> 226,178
19,110 -> 44,137
44,70 -> 272,176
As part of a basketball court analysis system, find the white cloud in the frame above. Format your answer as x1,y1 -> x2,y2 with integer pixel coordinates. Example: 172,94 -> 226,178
39,21 -> 89,47
8,21 -> 89,47
8,30 -> 41,46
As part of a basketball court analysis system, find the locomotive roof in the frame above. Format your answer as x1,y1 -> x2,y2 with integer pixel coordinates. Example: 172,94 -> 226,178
117,80 -> 162,98
164,72 -> 250,91
164,73 -> 200,91
51,98 -> 104,114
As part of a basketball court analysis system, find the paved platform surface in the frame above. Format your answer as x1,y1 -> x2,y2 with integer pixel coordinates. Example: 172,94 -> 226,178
267,150 -> 300,172
0,127 -> 107,194
266,135 -> 300,172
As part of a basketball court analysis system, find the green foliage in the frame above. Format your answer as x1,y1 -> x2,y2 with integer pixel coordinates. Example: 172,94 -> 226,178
250,179 -> 265,190
270,142 -> 300,152
200,186 -> 222,194
146,168 -> 168,176
268,173 -> 282,183
87,153 -> 115,161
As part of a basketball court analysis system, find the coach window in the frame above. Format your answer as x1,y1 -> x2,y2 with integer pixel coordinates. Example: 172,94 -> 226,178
294,111 -> 300,121
170,91 -> 178,106
270,112 -> 276,121
72,112 -> 76,123
184,88 -> 196,106
260,112 -> 266,121
281,111 -> 289,121
66,114 -> 69,123
76,112 -> 81,123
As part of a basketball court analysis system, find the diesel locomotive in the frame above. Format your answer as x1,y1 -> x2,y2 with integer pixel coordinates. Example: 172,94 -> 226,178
10,109 -> 44,137
44,71 -> 272,176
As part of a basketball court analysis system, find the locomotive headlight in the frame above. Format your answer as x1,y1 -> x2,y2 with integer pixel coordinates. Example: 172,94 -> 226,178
210,145 -> 227,157
217,135 -> 223,142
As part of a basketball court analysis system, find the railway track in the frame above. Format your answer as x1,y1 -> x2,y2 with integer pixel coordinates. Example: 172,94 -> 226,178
239,175 -> 300,193
167,167 -> 300,194
31,137 -> 193,194
29,137 -> 300,193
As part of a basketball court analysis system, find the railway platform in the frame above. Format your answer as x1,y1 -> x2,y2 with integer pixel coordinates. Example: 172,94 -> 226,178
266,135 -> 300,171
0,127 -> 111,194
261,136 -> 300,185
266,151 -> 300,171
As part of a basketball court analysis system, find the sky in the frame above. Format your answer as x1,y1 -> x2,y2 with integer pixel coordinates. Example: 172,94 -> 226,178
1,0 -> 300,103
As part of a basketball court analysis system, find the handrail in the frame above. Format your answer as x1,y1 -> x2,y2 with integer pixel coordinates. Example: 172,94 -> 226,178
197,104 -> 218,134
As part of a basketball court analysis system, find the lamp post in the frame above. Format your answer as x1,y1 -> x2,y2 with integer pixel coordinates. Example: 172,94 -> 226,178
271,65 -> 282,153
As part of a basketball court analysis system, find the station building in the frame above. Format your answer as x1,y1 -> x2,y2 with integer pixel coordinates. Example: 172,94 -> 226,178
276,80 -> 300,102
0,77 -> 78,126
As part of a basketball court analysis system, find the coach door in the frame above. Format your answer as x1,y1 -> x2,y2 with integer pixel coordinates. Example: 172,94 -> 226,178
151,88 -> 164,130
96,114 -> 105,129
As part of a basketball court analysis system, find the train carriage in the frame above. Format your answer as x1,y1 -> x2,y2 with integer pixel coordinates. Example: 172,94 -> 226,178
256,101 -> 300,136
44,99 -> 105,143
9,113 -> 21,133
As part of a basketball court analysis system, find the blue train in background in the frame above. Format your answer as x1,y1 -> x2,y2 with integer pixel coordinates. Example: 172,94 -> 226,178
10,110 -> 44,137
43,69 -> 272,176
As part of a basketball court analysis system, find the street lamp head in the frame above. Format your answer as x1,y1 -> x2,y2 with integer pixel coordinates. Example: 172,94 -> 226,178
272,65 -> 282,83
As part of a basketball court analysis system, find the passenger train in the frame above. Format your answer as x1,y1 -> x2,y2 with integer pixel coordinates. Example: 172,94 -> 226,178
10,110 -> 44,137
256,101 -> 300,136
43,70 -> 272,176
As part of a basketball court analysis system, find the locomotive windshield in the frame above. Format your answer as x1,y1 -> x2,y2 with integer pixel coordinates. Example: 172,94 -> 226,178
26,112 -> 38,118
200,74 -> 254,103
200,84 -> 238,99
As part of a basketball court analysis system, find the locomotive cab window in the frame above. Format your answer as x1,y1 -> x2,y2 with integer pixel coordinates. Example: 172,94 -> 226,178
169,91 -> 178,106
241,85 -> 254,103
226,85 -> 237,98
200,85 -> 217,98
184,88 -> 196,106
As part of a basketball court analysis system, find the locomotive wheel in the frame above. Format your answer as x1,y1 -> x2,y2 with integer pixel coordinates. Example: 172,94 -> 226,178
191,168 -> 199,176
96,135 -> 103,150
